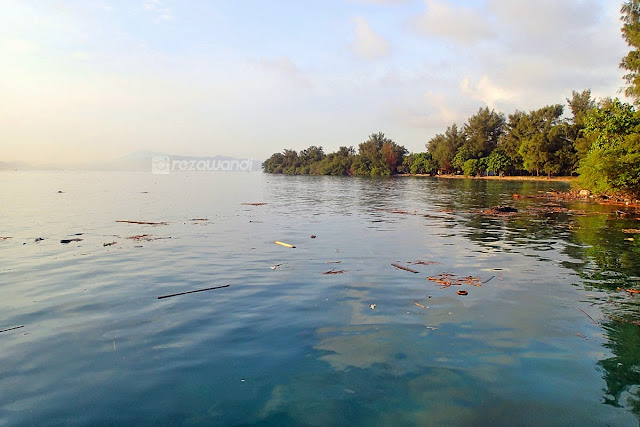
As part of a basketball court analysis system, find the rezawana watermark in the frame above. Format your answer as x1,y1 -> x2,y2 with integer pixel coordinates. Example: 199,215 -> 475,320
152,156 -> 258,174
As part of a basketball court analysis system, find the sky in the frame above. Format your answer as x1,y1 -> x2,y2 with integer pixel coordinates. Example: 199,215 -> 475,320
0,0 -> 631,165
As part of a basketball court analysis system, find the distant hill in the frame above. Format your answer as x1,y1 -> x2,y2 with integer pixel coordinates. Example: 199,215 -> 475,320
1,152 -> 262,172
0,161 -> 32,171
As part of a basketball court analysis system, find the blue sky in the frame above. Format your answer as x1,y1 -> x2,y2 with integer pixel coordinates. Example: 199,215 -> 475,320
0,0 -> 629,165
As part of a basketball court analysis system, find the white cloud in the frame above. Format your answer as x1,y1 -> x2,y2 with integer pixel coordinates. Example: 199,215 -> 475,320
411,0 -> 495,44
255,56 -> 312,88
459,75 -> 519,110
351,16 -> 391,60
143,0 -> 172,21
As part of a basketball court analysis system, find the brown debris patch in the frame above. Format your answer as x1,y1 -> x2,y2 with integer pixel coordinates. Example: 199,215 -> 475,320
242,203 -> 267,206
322,269 -> 345,275
427,273 -> 482,289
480,206 -> 518,215
408,260 -> 440,266
128,234 -> 153,241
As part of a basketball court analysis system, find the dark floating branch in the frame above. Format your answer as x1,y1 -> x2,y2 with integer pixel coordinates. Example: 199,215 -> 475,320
158,284 -> 230,300
391,263 -> 419,274
116,220 -> 168,225
0,325 -> 24,333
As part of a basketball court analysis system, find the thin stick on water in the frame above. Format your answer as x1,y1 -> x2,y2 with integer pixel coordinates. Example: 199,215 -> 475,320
0,325 -> 24,333
158,284 -> 230,300
391,263 -> 419,274
579,308 -> 598,325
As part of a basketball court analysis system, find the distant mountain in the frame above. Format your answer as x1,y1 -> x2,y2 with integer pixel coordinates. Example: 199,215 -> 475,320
0,153 -> 262,172
0,161 -> 31,171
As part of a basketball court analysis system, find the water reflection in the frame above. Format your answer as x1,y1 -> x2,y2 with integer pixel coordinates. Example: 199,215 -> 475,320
2,172 -> 640,424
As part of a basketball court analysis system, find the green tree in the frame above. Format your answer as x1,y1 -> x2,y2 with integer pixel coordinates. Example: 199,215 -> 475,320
427,124 -> 465,174
262,152 -> 285,173
516,105 -> 568,176
352,132 -> 406,176
578,98 -> 640,196
463,107 -> 506,158
462,159 -> 479,177
400,152 -> 435,175
499,110 -> 527,172
452,147 -> 473,172
485,149 -> 512,176
621,0 -> 640,104
315,146 -> 355,175
567,90 -> 597,161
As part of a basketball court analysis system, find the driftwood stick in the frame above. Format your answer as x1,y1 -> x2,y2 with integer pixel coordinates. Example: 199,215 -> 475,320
482,275 -> 495,284
158,284 -> 230,300
116,220 -> 168,225
579,308 -> 598,325
391,263 -> 419,274
0,325 -> 24,333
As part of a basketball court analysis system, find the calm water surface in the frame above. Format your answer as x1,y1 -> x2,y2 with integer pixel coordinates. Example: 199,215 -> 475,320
1,172 -> 640,426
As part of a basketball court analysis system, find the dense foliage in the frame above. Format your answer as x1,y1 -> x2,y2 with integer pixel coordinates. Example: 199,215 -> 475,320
262,133 -> 406,176
264,2 -> 640,196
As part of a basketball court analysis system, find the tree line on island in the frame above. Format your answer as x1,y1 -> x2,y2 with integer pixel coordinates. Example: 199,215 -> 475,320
263,1 -> 640,198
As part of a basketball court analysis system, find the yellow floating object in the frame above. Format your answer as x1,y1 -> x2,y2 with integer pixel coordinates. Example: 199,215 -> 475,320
274,241 -> 296,248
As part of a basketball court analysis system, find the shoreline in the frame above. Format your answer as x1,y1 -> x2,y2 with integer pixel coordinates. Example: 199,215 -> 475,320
398,174 -> 576,183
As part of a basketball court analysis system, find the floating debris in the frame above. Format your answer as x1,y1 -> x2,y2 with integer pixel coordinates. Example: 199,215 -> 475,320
0,325 -> 24,333
428,273 -> 482,289
157,284 -> 230,300
128,235 -> 153,241
626,289 -> 640,295
34,237 -> 45,243
325,261 -> 342,264
190,218 -> 209,221
391,263 -> 419,274
414,301 -> 428,309
310,235 -> 317,239
60,238 -> 83,244
0,237 -> 12,240
409,260 -> 440,266
369,304 -> 376,310
116,220 -> 168,226
576,333 -> 587,338
242,203 -> 267,206
270,264 -> 282,270
322,269 -> 345,275
457,290 -> 468,296
623,229 -> 640,234
103,241 -> 118,247
274,241 -> 295,248
481,206 -> 518,215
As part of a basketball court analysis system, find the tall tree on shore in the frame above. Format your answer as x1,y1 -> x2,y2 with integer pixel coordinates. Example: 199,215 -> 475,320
427,124 -> 465,173
517,105 -> 567,177
578,98 -> 640,195
499,110 -> 527,171
567,90 -> 597,161
621,0 -> 640,104
463,107 -> 506,158
352,132 -> 406,175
